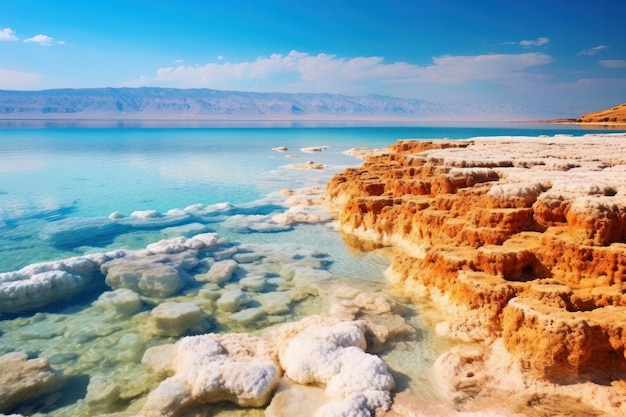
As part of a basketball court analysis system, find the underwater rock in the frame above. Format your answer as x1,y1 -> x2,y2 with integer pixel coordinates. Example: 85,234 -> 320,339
150,302 -> 207,337
41,217 -> 129,248
85,375 -> 120,413
93,288 -> 142,316
216,289 -> 250,313
0,352 -> 64,413
104,260 -> 184,298
140,333 -> 281,415
195,259 -> 238,285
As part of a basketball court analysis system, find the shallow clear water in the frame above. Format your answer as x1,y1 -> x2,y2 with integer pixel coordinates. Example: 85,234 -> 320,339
0,123 -> 623,416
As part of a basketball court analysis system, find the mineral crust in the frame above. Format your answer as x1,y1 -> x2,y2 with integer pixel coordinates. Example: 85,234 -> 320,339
326,134 -> 626,415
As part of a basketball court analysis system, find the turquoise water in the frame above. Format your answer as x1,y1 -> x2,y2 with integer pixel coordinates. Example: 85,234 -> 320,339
0,124 -> 623,416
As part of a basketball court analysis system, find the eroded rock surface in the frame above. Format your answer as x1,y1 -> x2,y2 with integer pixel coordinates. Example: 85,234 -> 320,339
325,134 -> 626,415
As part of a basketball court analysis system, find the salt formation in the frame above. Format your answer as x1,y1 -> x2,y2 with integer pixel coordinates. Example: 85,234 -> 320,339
139,314 -> 396,417
140,333 -> 281,415
325,134 -> 626,415
0,352 -> 64,412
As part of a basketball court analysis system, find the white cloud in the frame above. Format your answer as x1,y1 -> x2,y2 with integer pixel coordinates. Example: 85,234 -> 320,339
0,27 -> 18,41
24,34 -> 63,46
127,50 -> 554,97
0,68 -> 43,89
578,45 -> 608,56
599,60 -> 626,68
519,37 -> 550,47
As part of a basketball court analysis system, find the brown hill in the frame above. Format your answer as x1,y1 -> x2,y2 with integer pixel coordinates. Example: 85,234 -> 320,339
577,102 -> 626,123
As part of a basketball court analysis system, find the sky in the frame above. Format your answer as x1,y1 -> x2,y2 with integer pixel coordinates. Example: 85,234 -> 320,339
1,0 -> 625,111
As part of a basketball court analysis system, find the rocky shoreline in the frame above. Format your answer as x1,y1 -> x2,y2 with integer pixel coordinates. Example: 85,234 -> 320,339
325,134 -> 626,416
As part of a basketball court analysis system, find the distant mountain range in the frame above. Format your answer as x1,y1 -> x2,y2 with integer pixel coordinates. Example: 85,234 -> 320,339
0,87 -> 582,122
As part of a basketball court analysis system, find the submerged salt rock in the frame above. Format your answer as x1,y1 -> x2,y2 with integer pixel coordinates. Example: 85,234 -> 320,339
195,259 -> 238,284
93,288 -> 142,316
85,375 -> 120,412
239,275 -> 266,292
140,333 -> 280,415
41,217 -> 128,248
0,352 -> 64,412
216,289 -> 250,312
223,214 -> 292,233
104,260 -> 184,298
150,302 -> 206,337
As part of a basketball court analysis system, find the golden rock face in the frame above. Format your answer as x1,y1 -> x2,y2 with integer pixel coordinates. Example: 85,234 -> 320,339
578,103 -> 626,124
326,135 -> 626,380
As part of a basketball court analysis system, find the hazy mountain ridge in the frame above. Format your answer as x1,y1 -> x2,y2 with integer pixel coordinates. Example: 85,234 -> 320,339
0,87 -> 580,121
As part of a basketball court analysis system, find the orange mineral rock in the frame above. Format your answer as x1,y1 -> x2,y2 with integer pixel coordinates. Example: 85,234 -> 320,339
326,134 -> 626,383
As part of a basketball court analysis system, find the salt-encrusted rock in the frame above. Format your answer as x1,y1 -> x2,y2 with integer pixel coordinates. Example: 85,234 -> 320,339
145,237 -> 188,255
301,146 -> 329,153
115,209 -> 191,229
104,260 -> 184,298
140,333 -> 280,415
0,254 -> 100,313
150,302 -> 206,337
183,233 -> 225,251
93,288 -> 142,316
0,352 -> 64,412
41,217 -> 128,248
216,289 -> 250,312
195,259 -> 238,285
223,214 -> 292,233
285,160 -> 325,170
272,315 -> 395,416
271,206 -> 332,225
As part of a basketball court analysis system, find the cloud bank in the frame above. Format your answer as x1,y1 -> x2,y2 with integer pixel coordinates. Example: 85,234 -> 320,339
0,68 -> 42,89
24,34 -> 64,46
127,50 -> 555,98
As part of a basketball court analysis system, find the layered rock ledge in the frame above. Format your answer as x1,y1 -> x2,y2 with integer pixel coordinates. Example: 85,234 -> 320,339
326,134 -> 626,415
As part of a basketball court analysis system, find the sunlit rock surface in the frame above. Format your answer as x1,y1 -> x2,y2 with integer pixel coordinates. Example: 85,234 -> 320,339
325,134 -> 626,415
0,352 -> 64,413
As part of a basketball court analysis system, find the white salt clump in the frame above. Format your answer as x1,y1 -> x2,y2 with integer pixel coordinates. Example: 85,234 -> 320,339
0,265 -> 90,313
108,211 -> 126,220
195,259 -> 238,284
131,210 -> 161,219
150,302 -> 206,337
272,206 -> 333,225
223,214 -> 292,233
301,146 -> 329,153
93,288 -> 142,316
273,146 -> 288,152
184,232 -> 225,251
486,182 -> 545,204
285,160 -> 325,170
145,237 -> 188,255
271,315 -> 395,416
140,333 -> 280,415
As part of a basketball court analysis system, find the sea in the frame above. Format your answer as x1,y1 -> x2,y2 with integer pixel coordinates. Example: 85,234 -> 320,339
0,122 -> 623,416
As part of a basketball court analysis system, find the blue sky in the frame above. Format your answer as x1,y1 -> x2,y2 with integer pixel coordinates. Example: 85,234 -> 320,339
1,0 -> 625,111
